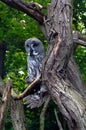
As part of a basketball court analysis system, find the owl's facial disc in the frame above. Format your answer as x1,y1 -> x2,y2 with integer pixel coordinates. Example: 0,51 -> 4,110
30,49 -> 39,56
30,44 -> 39,56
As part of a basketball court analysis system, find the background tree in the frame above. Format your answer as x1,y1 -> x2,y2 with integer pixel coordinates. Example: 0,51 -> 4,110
0,40 -> 6,79
0,0 -> 86,130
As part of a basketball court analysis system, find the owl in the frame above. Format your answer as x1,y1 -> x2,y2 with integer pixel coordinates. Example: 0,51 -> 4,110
25,38 -> 45,83
24,38 -> 49,108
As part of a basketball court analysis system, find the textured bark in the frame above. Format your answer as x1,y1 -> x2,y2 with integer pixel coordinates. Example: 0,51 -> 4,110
0,80 -> 11,130
0,0 -> 86,130
11,98 -> 27,130
42,0 -> 86,130
73,31 -> 86,47
67,56 -> 86,99
0,80 -> 27,130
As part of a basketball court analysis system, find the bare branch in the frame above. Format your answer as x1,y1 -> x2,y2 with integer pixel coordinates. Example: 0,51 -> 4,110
73,31 -> 86,47
78,32 -> 86,41
0,80 -> 12,130
0,79 -> 28,130
0,0 -> 45,24
40,97 -> 50,130
54,109 -> 64,130
11,76 -> 41,100
74,39 -> 86,47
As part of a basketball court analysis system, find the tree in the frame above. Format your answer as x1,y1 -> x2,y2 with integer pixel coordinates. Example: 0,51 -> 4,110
0,0 -> 86,130
0,40 -> 6,79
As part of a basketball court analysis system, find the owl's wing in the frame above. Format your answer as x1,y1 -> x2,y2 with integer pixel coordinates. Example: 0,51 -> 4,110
23,88 -> 50,108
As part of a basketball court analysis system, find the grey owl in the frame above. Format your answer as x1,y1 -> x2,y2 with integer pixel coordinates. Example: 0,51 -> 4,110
24,38 -> 49,108
25,38 -> 45,83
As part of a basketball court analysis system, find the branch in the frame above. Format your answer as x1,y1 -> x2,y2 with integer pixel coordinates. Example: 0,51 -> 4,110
78,32 -> 86,41
40,97 -> 50,130
0,0 -> 45,24
0,77 -> 5,97
74,39 -> 86,47
11,76 -> 41,100
0,80 -> 12,130
54,109 -> 64,130
11,98 -> 27,130
73,31 -> 86,47
0,79 -> 28,130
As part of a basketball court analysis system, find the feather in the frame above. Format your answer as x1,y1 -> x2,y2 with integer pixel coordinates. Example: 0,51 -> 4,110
24,38 -> 50,108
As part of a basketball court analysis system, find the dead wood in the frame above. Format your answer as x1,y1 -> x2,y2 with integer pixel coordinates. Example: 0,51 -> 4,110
0,80 -> 12,130
0,0 -> 86,130
11,76 -> 41,100
11,98 -> 27,130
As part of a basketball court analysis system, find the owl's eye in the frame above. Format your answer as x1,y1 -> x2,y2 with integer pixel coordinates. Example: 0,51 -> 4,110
33,43 -> 39,47
26,44 -> 29,47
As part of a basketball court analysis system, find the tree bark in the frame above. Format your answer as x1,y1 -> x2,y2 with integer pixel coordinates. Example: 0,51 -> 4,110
0,79 -> 27,130
0,80 -> 11,130
11,98 -> 27,130
42,0 -> 86,130
0,0 -> 86,130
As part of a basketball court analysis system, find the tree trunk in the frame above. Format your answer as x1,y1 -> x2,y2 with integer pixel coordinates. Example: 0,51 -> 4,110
0,38 -> 27,130
11,98 -> 27,130
0,40 -> 6,79
0,0 -> 86,130
42,0 -> 86,130
0,79 -> 28,130
0,80 -> 11,130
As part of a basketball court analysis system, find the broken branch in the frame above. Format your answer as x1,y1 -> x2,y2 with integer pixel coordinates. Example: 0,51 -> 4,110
0,80 -> 12,130
73,31 -> 86,47
0,0 -> 45,24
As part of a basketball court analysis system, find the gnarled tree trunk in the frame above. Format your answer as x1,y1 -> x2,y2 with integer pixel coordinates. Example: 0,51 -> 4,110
0,0 -> 86,130
41,1 -> 86,129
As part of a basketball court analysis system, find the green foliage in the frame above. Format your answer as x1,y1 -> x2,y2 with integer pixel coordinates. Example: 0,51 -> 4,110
0,1 -> 47,89
25,107 -> 40,130
75,46 -> 86,84
0,0 -> 86,130
73,0 -> 86,32
0,1 -> 49,130
5,111 -> 13,130
73,0 -> 86,84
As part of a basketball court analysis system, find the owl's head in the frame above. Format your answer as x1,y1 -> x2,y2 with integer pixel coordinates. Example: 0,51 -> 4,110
25,38 -> 44,57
